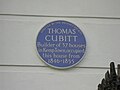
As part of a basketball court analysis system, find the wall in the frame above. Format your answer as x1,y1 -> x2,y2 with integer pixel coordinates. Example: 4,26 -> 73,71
0,0 -> 120,90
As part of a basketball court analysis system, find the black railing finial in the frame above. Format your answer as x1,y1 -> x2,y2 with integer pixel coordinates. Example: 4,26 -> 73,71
98,62 -> 120,90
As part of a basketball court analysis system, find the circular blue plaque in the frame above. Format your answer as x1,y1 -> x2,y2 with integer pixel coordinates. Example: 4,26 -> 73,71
36,20 -> 86,69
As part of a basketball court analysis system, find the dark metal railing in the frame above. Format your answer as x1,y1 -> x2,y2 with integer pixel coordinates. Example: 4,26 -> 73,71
98,62 -> 120,90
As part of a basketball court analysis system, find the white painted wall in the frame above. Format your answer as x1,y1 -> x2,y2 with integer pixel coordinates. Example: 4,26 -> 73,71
0,0 -> 120,17
0,0 -> 120,90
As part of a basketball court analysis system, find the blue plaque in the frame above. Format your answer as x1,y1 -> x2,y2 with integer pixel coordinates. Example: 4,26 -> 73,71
36,20 -> 86,69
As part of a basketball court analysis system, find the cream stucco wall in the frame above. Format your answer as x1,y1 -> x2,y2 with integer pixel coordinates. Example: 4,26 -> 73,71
0,0 -> 120,90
